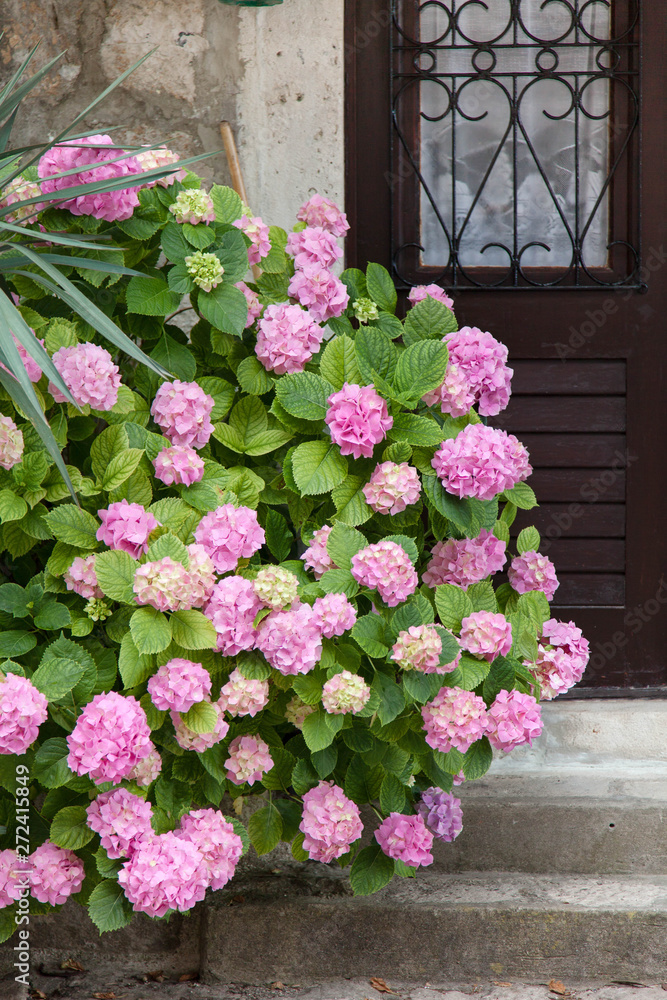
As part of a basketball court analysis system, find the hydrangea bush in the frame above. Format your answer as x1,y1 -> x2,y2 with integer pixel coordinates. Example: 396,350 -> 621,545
0,138 -> 588,937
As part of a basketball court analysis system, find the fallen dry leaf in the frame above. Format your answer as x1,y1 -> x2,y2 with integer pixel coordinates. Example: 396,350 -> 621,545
93,993 -> 117,999
548,982 -> 570,997
370,978 -> 398,995
270,983 -> 286,990
61,958 -> 85,972
179,972 -> 198,982
228,893 -> 245,905
29,992 -> 46,1000
145,969 -> 165,982
493,983 -> 513,988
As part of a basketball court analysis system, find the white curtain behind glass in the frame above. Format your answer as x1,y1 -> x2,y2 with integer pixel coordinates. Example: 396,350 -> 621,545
420,0 -> 610,269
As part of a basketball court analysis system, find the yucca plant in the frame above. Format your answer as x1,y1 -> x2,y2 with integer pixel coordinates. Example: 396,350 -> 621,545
0,44 -> 211,496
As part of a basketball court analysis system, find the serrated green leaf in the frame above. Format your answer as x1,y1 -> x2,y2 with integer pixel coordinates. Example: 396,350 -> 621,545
0,489 -> 27,523
198,282 -> 247,337
170,609 -> 217,650
355,326 -> 398,385
502,482 -> 537,510
87,879 -> 133,933
33,737 -> 73,788
319,335 -> 361,389
302,708 -> 340,752
366,263 -> 397,313
379,772 -> 407,814
331,475 -> 372,526
326,522 -> 367,570
350,844 -> 394,895
150,332 -> 197,382
276,371 -> 333,421
248,803 -> 283,855
291,440 -> 347,496
434,584 -> 473,631
130,606 -> 171,654
32,636 -> 93,701
394,340 -> 449,400
462,736 -> 493,780
0,631 -> 36,657
389,414 -> 443,447
45,504 -> 99,550
236,356 -> 274,395
181,700 -> 218,734
94,549 -> 137,604
50,805 -> 94,850
125,275 -> 181,316
100,448 -> 143,492
119,633 -> 154,689
403,295 -> 457,346
351,615 -> 391,658
516,525 -> 541,554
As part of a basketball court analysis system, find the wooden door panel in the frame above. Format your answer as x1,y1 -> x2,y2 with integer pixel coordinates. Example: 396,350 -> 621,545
345,0 -> 667,689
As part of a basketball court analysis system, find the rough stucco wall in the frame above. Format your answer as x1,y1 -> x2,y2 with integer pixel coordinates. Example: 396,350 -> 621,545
0,0 -> 346,222
0,0 -> 243,185
236,0 -> 345,229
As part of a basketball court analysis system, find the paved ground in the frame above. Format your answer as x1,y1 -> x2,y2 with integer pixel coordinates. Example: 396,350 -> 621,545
9,972 -> 667,1000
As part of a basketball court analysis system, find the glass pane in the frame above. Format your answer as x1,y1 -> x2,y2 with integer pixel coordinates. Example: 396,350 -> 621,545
419,0 -> 611,271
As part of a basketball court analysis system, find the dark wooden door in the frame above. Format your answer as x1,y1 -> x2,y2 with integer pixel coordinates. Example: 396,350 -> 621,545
345,0 -> 667,690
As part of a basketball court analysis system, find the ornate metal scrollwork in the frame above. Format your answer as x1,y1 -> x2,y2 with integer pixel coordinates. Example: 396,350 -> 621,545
392,0 -> 641,290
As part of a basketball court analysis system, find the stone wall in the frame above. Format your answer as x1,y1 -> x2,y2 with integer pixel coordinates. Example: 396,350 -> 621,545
0,0 -> 345,228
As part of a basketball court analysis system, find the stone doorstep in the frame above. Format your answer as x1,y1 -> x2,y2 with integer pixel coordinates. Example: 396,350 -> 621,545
5,870 -> 667,986
201,870 -> 667,984
432,766 -> 667,875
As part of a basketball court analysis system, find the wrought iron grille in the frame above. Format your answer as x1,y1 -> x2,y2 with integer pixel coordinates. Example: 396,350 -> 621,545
391,0 -> 642,290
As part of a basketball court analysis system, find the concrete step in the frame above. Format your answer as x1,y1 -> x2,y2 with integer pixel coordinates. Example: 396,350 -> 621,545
434,765 -> 667,874
201,868 -> 667,984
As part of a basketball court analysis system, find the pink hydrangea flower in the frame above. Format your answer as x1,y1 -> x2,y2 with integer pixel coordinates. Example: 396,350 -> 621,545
204,576 -> 262,656
287,227 -> 343,269
255,302 -> 324,375
147,658 -> 212,714
453,771 -> 466,786
460,611 -> 512,662
135,147 -> 186,187
86,788 -> 154,859
322,670 -> 371,715
253,566 -> 299,610
195,503 -> 265,574
408,284 -> 455,309
0,177 -> 44,223
29,842 -> 85,906
67,691 -> 152,785
392,625 -> 457,674
351,540 -> 418,607
153,445 -> 204,487
96,500 -> 158,559
0,333 -> 45,383
443,327 -> 513,417
0,416 -> 23,470
0,850 -> 30,908
151,380 -> 214,449
38,134 -> 142,222
422,362 -> 475,418
375,813 -> 434,868
288,265 -> 349,323
312,592 -> 357,637
325,383 -> 393,459
421,686 -> 490,754
186,543 -> 216,608
218,668 -> 269,718
431,423 -> 531,501
285,695 -> 316,730
0,673 -> 47,754
171,704 -> 229,752
301,525 -> 335,578
255,604 -> 322,675
509,550 -> 559,601
129,747 -> 162,787
177,809 -> 243,890
528,618 -> 590,700
233,215 -> 271,265
362,461 -> 421,515
236,281 -> 263,327
225,735 -> 273,786
118,832 -> 209,917
49,343 -> 121,410
300,781 -> 363,862
422,529 -> 506,590
168,188 -> 215,225
487,689 -> 543,752
297,194 -> 349,237
417,788 -> 463,843
133,557 -> 194,613
64,554 -> 103,600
